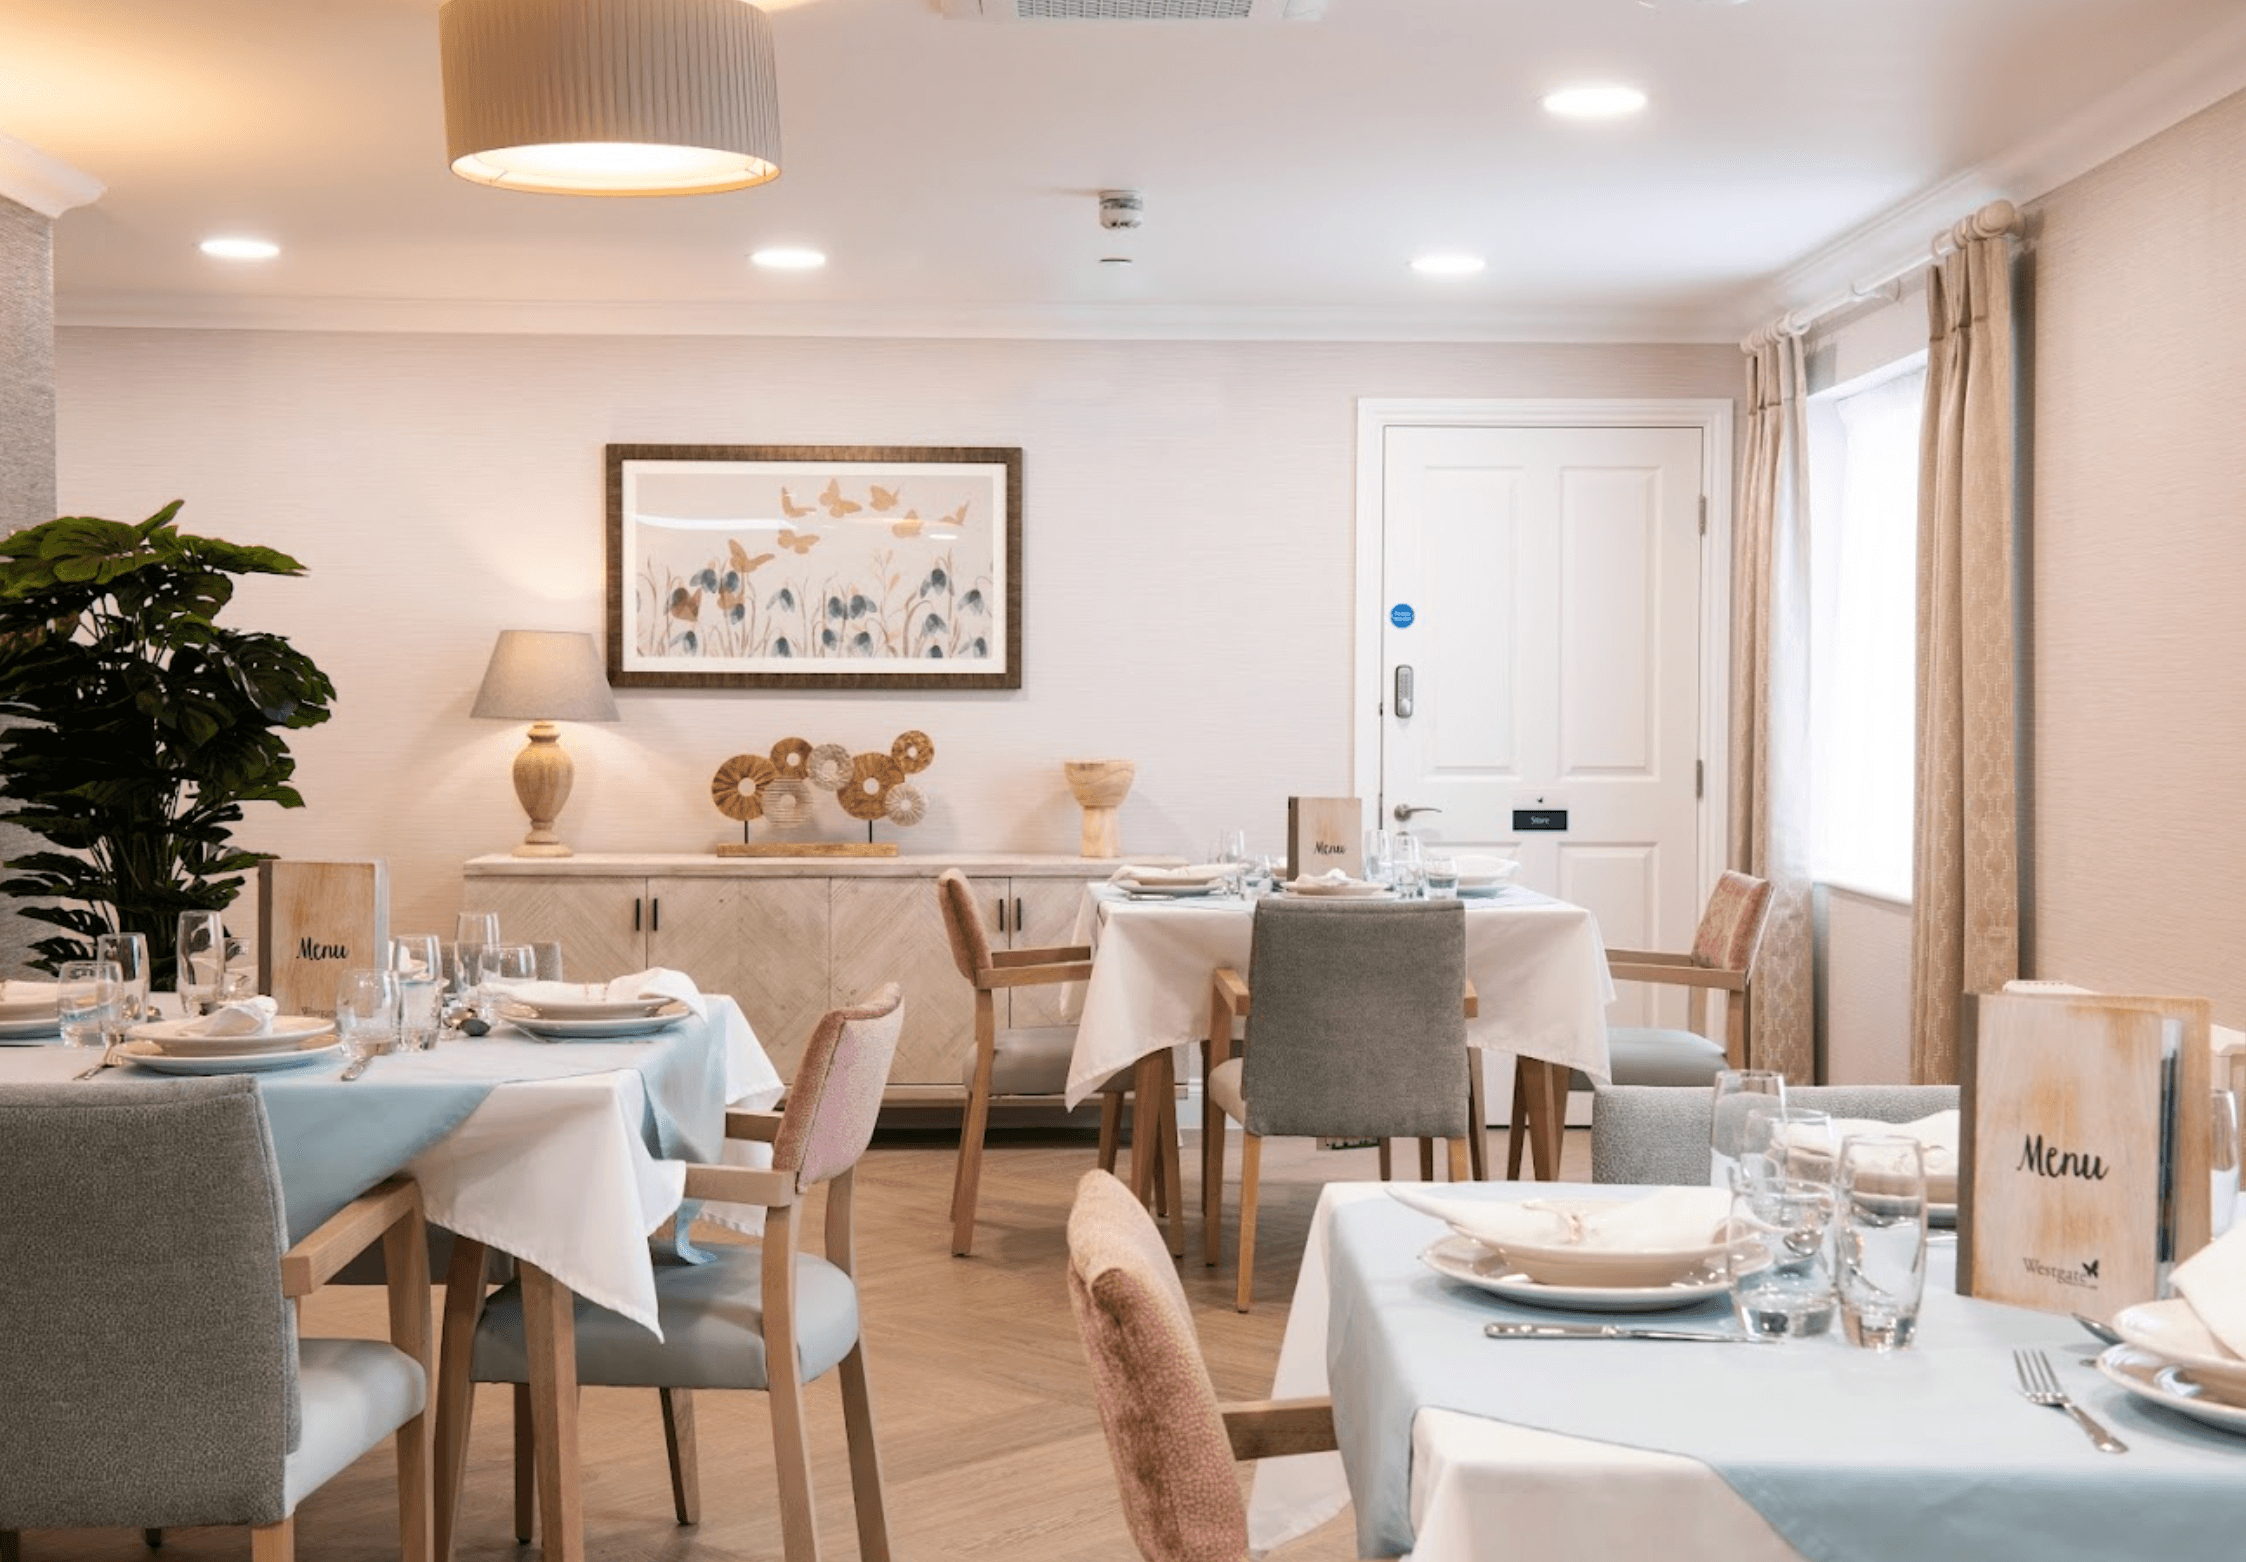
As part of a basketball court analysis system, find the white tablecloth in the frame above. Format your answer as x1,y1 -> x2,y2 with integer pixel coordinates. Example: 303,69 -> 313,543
1246,1182 -> 1801,1560
1064,886 -> 1616,1108
0,997 -> 782,1336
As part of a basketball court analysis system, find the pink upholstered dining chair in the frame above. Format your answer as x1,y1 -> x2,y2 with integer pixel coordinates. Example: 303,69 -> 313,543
1065,1169 -> 1346,1562
446,984 -> 906,1562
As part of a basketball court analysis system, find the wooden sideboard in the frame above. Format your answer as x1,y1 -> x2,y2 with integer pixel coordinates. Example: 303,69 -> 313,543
461,853 -> 1123,1101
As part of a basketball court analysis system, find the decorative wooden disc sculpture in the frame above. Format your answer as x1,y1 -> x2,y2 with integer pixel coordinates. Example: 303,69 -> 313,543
712,731 -> 936,856
1065,759 -> 1136,858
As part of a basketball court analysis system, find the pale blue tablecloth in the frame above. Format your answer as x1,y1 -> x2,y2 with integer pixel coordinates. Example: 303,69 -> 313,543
1330,1187 -> 2246,1562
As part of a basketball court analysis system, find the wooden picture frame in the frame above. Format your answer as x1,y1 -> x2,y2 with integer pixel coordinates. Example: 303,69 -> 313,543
606,444 -> 1023,690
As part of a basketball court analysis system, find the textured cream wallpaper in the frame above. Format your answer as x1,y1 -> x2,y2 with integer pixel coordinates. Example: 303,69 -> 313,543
2027,87 -> 2246,1024
52,330 -> 1737,942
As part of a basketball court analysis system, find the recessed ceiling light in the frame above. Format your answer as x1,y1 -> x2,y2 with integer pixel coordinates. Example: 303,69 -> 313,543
1541,84 -> 1648,119
199,237 -> 280,261
749,247 -> 826,270
1411,253 -> 1486,277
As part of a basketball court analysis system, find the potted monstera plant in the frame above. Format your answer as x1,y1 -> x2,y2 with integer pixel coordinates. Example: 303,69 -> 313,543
0,502 -> 335,987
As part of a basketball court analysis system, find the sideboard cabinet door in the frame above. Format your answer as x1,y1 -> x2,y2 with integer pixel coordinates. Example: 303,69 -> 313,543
830,875 -> 1005,1090
647,876 -> 832,1082
461,875 -> 648,979
1006,877 -> 1090,1030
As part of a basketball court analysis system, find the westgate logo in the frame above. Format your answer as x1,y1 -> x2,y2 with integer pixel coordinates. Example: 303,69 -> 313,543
2022,1256 -> 2101,1289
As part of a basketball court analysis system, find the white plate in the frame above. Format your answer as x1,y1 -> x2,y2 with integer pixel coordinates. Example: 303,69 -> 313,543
2098,1344 -> 2246,1435
118,1037 -> 348,1074
1440,1196 -> 1735,1288
499,1001 -> 693,1041
1283,880 -> 1392,898
507,994 -> 680,1021
1421,1236 -> 1732,1312
127,1015 -> 336,1057
1455,860 -> 1524,888
2112,1299 -> 2246,1400
0,1015 -> 61,1042
1116,881 -> 1223,898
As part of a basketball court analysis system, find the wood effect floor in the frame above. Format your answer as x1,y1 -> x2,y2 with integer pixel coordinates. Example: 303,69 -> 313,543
18,1127 -> 1590,1562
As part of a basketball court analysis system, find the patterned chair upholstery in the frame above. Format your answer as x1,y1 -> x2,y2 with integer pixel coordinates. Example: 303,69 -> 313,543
1589,1082 -> 1961,1185
459,984 -> 906,1562
0,1076 -> 432,1562
1065,1169 -> 1339,1562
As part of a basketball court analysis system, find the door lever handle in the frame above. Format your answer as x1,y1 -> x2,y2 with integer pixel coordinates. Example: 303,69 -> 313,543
1393,804 -> 1443,822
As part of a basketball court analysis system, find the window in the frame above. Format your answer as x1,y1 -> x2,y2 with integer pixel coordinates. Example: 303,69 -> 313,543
1805,357 -> 1925,902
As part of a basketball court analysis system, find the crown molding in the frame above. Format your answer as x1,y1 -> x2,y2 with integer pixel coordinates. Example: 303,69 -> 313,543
1728,11 -> 2246,339
0,133 -> 104,219
52,291 -> 1739,345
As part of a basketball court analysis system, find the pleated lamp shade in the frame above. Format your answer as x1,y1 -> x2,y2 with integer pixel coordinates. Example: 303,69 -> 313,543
440,0 -> 782,196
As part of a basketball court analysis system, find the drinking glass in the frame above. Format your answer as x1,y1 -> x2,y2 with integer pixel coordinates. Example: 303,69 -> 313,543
1245,853 -> 1280,899
176,910 -> 227,1016
335,967 -> 400,1066
392,934 -> 444,1052
219,939 -> 257,1003
58,960 -> 122,1050
1756,1106 -> 1839,1186
1422,853 -> 1461,899
1835,1135 -> 1928,1351
2213,1087 -> 2242,1239
1363,829 -> 1394,885
1212,828 -> 1250,895
454,911 -> 501,1007
480,943 -> 538,998
95,932 -> 150,1023
1710,1068 -> 1788,1187
1726,1173 -> 1838,1338
1390,834 -> 1425,898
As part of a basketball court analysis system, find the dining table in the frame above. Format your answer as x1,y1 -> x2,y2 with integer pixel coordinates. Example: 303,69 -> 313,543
0,993 -> 783,1562
1064,881 -> 1618,1243
1248,1182 -> 2246,1562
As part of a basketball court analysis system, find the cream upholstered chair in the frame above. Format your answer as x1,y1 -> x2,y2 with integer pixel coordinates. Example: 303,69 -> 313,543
1509,870 -> 1775,1179
0,1077 -> 432,1562
454,984 -> 905,1562
1204,898 -> 1474,1311
1065,1169 -> 1342,1562
936,868 -> 1134,1257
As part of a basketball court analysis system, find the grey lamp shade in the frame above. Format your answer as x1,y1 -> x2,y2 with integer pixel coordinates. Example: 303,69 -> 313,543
471,631 -> 622,723
441,0 -> 783,196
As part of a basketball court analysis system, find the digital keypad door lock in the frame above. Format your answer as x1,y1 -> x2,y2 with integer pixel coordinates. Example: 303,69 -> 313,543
1394,665 -> 1414,718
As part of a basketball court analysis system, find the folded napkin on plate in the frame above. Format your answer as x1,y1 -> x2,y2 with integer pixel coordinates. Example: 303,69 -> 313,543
1453,855 -> 1521,878
1795,1111 -> 1960,1198
1387,1184 -> 1731,1252
182,996 -> 278,1037
1289,868 -> 1371,888
0,978 -> 59,999
489,968 -> 708,1021
1109,863 -> 1229,885
2171,1223 -> 2246,1360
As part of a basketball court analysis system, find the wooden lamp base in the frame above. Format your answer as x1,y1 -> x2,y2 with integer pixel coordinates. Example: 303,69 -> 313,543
511,722 -> 576,858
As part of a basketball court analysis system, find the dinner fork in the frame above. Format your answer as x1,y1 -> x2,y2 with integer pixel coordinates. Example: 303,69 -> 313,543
72,1045 -> 122,1081
2014,1347 -> 2127,1453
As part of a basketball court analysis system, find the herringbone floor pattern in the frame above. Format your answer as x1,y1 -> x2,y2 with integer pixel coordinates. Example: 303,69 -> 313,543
20,1127 -> 1587,1561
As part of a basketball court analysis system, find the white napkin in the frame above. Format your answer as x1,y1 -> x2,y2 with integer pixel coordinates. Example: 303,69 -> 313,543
1287,868 -> 1370,889
1809,1111 -> 1960,1200
182,996 -> 278,1037
490,968 -> 707,1022
1388,1185 -> 1732,1252
2170,1224 -> 2246,1361
1109,863 -> 1230,885
0,979 -> 59,999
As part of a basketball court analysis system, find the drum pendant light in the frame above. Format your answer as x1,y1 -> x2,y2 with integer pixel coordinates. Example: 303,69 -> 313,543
441,0 -> 782,196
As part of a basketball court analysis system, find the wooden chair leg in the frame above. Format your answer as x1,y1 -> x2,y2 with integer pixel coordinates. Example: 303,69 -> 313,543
836,1339 -> 893,1562
1466,1054 -> 1489,1181
1156,1052 -> 1186,1259
519,1262 -> 584,1562
1204,1103 -> 1228,1267
1130,1053 -> 1165,1206
250,1518 -> 295,1561
1418,1138 -> 1436,1181
512,1382 -> 536,1544
1506,1064 -> 1529,1179
2,1530 -> 22,1562
951,1024 -> 998,1257
768,1356 -> 822,1562
1235,1133 -> 1264,1313
660,1388 -> 701,1525
144,1531 -> 164,1550
1149,1122 -> 1169,1218
1521,1059 -> 1564,1181
1097,1091 -> 1123,1173
433,1237 -> 488,1562
1377,1139 -> 1392,1180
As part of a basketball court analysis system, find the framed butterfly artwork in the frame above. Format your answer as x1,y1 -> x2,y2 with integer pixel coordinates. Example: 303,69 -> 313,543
605,444 -> 1024,689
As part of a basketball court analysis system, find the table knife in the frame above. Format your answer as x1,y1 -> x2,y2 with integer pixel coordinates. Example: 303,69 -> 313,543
1485,1321 -> 1770,1344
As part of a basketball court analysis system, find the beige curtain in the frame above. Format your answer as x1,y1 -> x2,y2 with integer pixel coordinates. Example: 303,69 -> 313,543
1910,211 -> 2021,1083
1729,332 -> 1815,1082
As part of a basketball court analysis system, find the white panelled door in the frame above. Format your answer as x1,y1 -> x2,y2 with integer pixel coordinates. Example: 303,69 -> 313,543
1379,424 -> 1706,1027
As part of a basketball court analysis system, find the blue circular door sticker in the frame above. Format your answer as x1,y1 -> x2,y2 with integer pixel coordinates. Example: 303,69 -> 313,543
1390,603 -> 1415,628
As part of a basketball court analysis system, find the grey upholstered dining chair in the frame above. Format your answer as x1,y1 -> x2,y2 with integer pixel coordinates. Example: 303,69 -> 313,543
1205,897 -> 1473,1311
1066,1169 -> 1348,1562
1588,1081 -> 1962,1185
450,983 -> 906,1562
0,1076 -> 433,1562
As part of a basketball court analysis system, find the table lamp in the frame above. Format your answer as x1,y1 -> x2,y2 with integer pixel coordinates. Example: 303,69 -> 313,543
471,630 -> 620,858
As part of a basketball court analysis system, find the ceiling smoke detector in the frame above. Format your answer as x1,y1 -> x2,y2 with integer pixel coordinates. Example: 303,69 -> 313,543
1099,190 -> 1143,230
941,0 -> 1327,21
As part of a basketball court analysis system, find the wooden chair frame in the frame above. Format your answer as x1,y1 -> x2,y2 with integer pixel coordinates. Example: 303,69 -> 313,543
433,1110 -> 890,1562
1203,970 -> 1479,1312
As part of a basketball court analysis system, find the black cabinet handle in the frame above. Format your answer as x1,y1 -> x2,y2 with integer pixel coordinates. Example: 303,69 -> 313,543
995,899 -> 1008,934
633,898 -> 642,932
1015,897 -> 1024,934
651,898 -> 661,933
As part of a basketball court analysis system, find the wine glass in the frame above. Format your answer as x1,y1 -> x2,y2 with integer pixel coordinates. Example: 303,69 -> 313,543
1711,1068 -> 1787,1187
176,910 -> 226,1016
95,932 -> 150,1022
480,943 -> 538,1003
454,910 -> 500,1007
392,934 -> 443,1052
1212,828 -> 1249,895
335,967 -> 400,1069
1363,829 -> 1394,885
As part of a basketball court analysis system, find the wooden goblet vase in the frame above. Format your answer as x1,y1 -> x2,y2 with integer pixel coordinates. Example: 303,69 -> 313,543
1064,760 -> 1136,859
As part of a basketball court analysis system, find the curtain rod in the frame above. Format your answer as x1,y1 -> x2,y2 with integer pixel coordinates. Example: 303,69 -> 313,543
1742,198 -> 2019,351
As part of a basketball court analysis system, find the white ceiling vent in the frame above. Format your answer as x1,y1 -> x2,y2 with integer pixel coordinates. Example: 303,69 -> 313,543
940,0 -> 1327,21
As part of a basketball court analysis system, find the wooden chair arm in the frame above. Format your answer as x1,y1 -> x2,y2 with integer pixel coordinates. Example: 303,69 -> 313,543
1609,960 -> 1746,991
992,944 -> 1092,968
1212,967 -> 1251,1017
1463,979 -> 1478,1019
282,1177 -> 422,1299
683,1163 -> 800,1207
1220,1397 -> 1337,1460
1604,948 -> 1697,967
725,1108 -> 783,1142
976,961 -> 1096,990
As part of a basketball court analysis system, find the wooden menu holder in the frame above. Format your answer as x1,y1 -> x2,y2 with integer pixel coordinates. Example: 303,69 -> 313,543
257,859 -> 390,1018
1286,797 -> 1362,882
1958,989 -> 2212,1322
